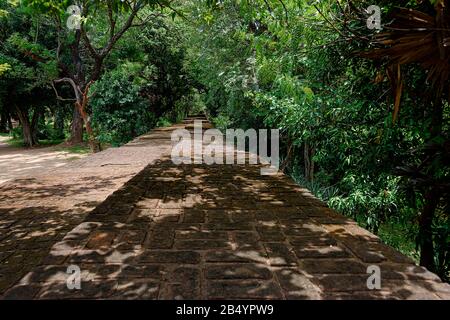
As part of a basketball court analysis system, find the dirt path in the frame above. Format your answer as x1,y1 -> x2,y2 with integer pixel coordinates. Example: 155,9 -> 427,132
0,136 -> 87,185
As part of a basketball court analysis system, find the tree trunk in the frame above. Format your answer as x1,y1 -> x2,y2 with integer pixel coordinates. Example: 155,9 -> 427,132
15,107 -> 38,147
304,142 -> 315,182
0,105 -> 11,133
69,106 -> 83,144
74,81 -> 102,153
416,91 -> 444,272
0,109 -> 7,133
53,105 -> 65,139
419,189 -> 439,272
7,115 -> 12,131
22,121 -> 35,147
76,96 -> 101,153
30,109 -> 40,144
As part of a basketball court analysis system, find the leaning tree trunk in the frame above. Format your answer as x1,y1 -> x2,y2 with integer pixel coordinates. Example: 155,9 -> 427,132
75,81 -> 101,153
69,106 -> 84,144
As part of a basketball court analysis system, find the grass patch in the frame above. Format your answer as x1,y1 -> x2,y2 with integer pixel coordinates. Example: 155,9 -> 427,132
4,137 -> 25,147
39,139 -> 65,146
1,135 -> 89,153
4,138 -> 65,148
55,144 -> 91,154
156,117 -> 172,127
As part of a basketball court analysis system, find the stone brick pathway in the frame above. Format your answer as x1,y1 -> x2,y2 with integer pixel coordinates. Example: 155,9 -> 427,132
1,118 -> 449,299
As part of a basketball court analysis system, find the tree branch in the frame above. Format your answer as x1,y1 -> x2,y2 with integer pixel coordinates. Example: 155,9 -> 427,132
107,0 -> 116,39
53,77 -> 82,102
99,1 -> 141,58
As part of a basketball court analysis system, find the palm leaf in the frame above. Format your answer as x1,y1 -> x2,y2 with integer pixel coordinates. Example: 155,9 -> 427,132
360,2 -> 450,121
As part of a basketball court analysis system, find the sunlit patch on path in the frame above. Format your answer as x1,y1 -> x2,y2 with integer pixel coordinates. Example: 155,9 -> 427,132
0,136 -> 87,185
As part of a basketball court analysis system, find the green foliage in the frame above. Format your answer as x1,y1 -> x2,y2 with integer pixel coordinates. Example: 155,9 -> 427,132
0,63 -> 10,75
156,117 -> 172,128
181,0 -> 449,280
0,0 -> 194,147
55,144 -> 90,155
90,63 -> 155,147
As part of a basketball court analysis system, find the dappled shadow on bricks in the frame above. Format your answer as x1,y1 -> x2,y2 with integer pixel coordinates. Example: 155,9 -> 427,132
0,174 -> 131,295
2,153 -> 449,300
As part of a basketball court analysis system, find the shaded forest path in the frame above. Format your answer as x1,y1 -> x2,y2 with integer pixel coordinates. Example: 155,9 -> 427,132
1,118 -> 449,299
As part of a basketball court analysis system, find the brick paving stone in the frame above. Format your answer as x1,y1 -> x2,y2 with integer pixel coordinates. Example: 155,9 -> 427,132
175,230 -> 228,240
182,209 -> 206,223
294,244 -> 351,259
288,235 -> 337,247
274,269 -> 322,299
340,239 -> 389,263
119,229 -> 147,245
264,243 -> 297,266
230,233 -> 262,251
80,264 -> 122,281
146,227 -> 175,249
378,263 -> 442,281
67,249 -> 111,264
169,266 -> 201,284
2,284 -> 42,300
1,117 -> 448,300
38,280 -> 119,299
205,250 -> 268,264
174,239 -> 230,250
256,226 -> 286,241
85,231 -> 117,250
298,259 -> 366,274
207,280 -> 283,299
139,250 -> 201,264
160,283 -> 201,300
206,264 -> 272,280
320,291 -> 401,300
312,274 -> 373,292
203,222 -> 254,231
135,198 -> 159,209
115,280 -> 159,300
120,264 -> 165,279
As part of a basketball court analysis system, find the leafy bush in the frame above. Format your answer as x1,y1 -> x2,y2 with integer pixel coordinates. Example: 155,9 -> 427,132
91,63 -> 156,147
156,117 -> 172,128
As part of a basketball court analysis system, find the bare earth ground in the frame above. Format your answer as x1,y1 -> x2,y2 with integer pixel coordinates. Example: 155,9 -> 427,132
0,119 -> 450,299
0,136 -> 87,185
